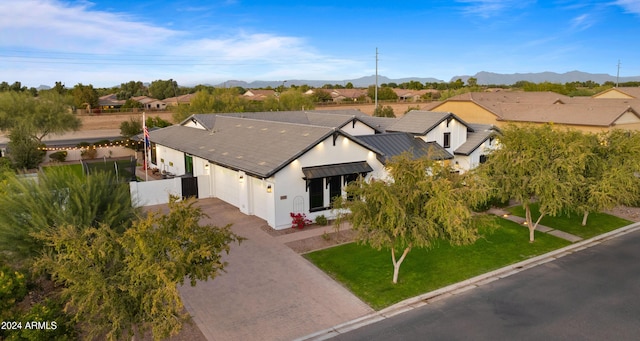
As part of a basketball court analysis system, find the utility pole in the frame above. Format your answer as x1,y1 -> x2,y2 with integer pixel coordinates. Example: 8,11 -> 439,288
616,60 -> 621,88
375,48 -> 378,112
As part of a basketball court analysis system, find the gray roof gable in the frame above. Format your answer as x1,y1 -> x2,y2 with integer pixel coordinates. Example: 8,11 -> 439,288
183,109 -> 386,133
150,116 -> 379,178
454,124 -> 499,156
355,132 -> 453,163
386,110 -> 473,135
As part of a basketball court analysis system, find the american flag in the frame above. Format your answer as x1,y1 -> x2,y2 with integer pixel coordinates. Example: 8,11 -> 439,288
143,125 -> 150,148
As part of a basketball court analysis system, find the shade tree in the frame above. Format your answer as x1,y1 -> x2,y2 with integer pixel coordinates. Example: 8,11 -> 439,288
479,124 -> 590,242
334,153 -> 492,284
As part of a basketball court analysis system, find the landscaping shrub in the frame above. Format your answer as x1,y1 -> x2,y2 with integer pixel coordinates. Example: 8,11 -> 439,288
48,151 -> 67,162
315,215 -> 328,226
0,264 -> 27,318
290,213 -> 312,229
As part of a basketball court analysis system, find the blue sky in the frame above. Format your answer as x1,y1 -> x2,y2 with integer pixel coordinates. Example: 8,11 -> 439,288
1,0 -> 639,88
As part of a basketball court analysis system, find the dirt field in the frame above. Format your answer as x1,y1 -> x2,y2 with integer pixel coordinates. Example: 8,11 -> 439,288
77,103 -> 427,131
79,112 -> 175,130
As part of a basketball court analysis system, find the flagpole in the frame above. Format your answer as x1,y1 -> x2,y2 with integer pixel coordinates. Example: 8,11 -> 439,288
143,111 -> 148,181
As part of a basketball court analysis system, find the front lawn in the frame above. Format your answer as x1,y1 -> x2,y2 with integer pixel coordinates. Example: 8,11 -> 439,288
507,203 -> 632,239
43,159 -> 136,181
305,217 -> 570,310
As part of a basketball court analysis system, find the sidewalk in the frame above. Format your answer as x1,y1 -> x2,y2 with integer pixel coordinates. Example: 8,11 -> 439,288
300,219 -> 640,340
487,207 -> 583,243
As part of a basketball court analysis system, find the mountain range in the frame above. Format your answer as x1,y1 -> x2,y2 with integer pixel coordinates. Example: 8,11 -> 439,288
214,71 -> 640,88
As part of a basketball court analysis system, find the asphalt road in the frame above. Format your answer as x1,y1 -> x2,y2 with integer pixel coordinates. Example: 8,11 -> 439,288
331,229 -> 640,341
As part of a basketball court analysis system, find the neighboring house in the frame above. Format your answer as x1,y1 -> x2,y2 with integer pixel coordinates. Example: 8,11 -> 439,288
98,94 -> 125,110
163,93 -> 196,106
392,89 -> 437,102
132,96 -> 167,110
144,110 -> 498,229
242,89 -> 276,100
428,91 -> 640,132
592,87 -> 640,99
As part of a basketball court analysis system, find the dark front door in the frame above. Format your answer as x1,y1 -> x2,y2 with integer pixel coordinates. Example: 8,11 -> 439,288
181,176 -> 198,199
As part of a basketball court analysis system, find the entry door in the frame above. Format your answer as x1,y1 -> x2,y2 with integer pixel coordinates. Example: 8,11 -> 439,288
184,154 -> 193,175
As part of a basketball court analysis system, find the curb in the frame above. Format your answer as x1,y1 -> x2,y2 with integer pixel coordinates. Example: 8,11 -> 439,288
297,221 -> 640,341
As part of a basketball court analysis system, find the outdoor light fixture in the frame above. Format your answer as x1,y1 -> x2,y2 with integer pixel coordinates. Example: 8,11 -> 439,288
239,174 -> 244,182
267,185 -> 272,193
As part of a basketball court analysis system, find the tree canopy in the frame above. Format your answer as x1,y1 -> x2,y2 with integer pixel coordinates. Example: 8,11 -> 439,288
334,153 -> 491,283
479,124 -> 590,241
34,197 -> 243,340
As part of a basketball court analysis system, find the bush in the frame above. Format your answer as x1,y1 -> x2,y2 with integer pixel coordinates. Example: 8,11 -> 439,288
315,215 -> 328,226
48,151 -> 67,162
80,147 -> 97,160
4,298 -> 77,341
0,264 -> 27,318
290,213 -> 312,229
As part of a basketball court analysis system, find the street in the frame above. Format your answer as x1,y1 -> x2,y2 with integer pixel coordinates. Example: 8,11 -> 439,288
331,229 -> 640,341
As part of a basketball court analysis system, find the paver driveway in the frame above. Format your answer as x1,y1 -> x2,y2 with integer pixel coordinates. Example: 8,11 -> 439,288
172,198 -> 373,341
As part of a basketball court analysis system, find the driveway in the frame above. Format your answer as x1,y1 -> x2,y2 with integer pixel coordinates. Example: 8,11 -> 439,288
175,198 -> 373,341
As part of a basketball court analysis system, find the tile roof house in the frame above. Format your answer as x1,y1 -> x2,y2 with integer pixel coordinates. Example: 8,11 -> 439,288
428,91 -> 640,132
98,94 -> 125,110
163,93 -> 196,106
592,87 -> 640,99
242,89 -> 276,100
132,96 -> 168,111
141,109 -> 497,229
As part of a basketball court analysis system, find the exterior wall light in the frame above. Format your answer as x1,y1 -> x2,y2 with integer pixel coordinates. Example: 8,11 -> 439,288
239,174 -> 244,183
267,185 -> 273,193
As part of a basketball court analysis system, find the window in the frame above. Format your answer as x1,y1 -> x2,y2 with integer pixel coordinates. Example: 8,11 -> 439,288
443,132 -> 451,148
309,178 -> 324,211
329,176 -> 342,207
479,154 -> 488,164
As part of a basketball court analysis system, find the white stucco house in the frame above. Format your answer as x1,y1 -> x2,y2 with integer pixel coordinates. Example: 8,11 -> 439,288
142,109 -> 498,229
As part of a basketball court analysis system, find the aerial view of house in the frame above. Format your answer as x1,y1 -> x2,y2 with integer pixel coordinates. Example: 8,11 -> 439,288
141,109 -> 498,229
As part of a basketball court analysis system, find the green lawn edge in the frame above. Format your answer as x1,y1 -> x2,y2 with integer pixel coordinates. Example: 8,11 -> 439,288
305,217 -> 571,310
506,203 -> 632,238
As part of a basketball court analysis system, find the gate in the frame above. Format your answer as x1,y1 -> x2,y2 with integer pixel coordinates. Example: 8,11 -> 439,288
181,176 -> 199,199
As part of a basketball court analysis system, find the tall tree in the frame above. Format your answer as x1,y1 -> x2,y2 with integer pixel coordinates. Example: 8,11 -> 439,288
0,91 -> 80,167
34,197 -> 243,340
480,124 -> 589,242
334,153 -> 490,284
149,79 -> 178,100
71,83 -> 99,109
572,129 -> 640,225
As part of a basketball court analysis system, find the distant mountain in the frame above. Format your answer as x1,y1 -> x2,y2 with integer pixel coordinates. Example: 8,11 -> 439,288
451,71 -> 640,85
213,75 -> 444,89
37,85 -> 51,90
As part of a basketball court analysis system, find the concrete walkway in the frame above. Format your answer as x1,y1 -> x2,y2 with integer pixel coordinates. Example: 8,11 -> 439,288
487,207 -> 583,243
172,198 -> 372,341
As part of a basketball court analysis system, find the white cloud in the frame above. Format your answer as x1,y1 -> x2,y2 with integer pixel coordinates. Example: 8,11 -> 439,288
570,13 -> 595,30
455,0 -> 533,18
0,0 -> 179,52
614,0 -> 640,15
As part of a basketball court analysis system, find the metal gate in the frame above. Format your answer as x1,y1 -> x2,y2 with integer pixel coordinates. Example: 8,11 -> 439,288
181,176 -> 199,199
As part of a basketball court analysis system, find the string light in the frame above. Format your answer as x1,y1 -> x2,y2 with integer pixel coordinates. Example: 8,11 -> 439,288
38,140 -> 147,151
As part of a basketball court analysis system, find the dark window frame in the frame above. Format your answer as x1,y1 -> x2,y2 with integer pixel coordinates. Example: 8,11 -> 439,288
443,132 -> 451,148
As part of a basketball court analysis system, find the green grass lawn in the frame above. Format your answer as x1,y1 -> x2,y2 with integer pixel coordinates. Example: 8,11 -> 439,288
42,163 -> 84,177
305,217 -> 570,310
43,159 -> 136,181
507,203 -> 632,239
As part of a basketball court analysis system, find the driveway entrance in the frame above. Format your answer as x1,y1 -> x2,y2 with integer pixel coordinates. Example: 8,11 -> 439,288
176,198 -> 372,341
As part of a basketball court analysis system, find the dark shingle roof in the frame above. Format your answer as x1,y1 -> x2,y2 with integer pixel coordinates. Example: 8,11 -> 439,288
184,110 -> 373,130
149,116 -> 338,177
386,111 -> 472,135
355,132 -> 453,163
454,124 -> 499,156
